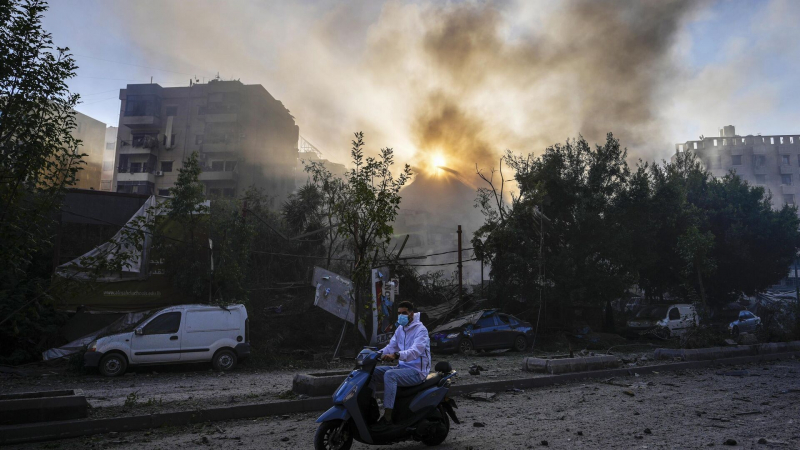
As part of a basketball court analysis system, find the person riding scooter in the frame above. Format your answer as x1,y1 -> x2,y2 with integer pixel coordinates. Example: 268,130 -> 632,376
370,301 -> 431,427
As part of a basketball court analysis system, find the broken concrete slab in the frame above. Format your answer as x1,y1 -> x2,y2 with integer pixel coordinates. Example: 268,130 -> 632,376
291,371 -> 351,397
545,356 -> 621,374
0,389 -> 88,425
522,357 -> 549,373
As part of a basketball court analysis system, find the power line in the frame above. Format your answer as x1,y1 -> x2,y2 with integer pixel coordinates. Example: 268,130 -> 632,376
80,96 -> 119,105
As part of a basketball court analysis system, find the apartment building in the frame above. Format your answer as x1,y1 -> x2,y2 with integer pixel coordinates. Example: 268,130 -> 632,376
100,126 -> 117,191
72,111 -> 106,190
113,79 -> 299,205
675,125 -> 800,208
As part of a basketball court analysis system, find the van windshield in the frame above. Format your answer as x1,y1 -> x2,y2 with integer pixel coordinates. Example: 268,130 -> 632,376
635,306 -> 669,319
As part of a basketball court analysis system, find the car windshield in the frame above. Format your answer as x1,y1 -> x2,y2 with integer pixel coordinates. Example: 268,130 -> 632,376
432,311 -> 483,333
635,306 -> 669,319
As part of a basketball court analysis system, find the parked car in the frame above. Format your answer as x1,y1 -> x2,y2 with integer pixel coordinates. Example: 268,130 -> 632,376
728,310 -> 762,337
627,303 -> 699,339
429,309 -> 533,354
84,304 -> 250,377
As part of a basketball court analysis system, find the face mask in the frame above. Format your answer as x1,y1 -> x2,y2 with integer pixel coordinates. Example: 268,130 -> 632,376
397,314 -> 410,327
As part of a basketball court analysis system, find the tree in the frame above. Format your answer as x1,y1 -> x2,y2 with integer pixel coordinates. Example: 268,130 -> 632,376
307,132 -> 411,342
0,0 -> 84,363
474,134 -> 633,324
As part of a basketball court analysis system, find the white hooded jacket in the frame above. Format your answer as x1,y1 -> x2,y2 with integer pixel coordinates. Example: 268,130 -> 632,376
381,312 -> 431,380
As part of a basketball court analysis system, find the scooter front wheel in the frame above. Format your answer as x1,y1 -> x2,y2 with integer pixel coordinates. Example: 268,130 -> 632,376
314,420 -> 353,450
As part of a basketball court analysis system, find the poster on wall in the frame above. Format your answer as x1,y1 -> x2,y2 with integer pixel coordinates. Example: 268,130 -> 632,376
370,267 -> 395,346
311,266 -> 365,338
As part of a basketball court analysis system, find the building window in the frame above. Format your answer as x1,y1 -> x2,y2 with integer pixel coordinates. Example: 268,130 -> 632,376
158,188 -> 171,196
785,194 -> 795,206
209,188 -> 221,197
160,161 -> 173,172
210,161 -> 224,171
732,155 -> 742,165
223,188 -> 236,198
753,155 -> 765,167
713,139 -> 718,146
781,174 -> 792,185
742,138 -> 746,144
165,106 -> 178,116
124,95 -> 160,117
780,137 -> 784,144
782,155 -> 791,166
224,161 -> 237,172
722,139 -> 727,146
770,137 -> 775,144
106,142 -> 115,150
195,135 -> 204,145
129,162 -> 143,173
679,144 -> 684,152
792,137 -> 795,144
755,174 -> 766,184
693,142 -> 698,150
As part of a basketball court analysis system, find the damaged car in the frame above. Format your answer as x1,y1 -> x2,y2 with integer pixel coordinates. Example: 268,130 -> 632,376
728,310 -> 762,337
429,309 -> 533,354
627,303 -> 699,339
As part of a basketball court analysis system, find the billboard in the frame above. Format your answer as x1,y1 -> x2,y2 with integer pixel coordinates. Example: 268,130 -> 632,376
370,267 -> 395,346
312,266 -> 365,338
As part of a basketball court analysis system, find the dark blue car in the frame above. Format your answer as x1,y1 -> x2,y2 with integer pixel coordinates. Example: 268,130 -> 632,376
429,309 -> 533,354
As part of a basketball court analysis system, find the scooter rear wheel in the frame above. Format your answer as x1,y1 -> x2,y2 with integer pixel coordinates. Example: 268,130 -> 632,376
314,420 -> 353,450
421,406 -> 450,446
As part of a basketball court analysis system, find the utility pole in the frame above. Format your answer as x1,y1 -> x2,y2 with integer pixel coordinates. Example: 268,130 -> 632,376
480,258 -> 484,296
457,225 -> 463,303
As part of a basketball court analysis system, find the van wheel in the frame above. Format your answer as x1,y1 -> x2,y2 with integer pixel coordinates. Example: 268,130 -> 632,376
99,353 -> 127,377
212,349 -> 237,372
512,336 -> 528,352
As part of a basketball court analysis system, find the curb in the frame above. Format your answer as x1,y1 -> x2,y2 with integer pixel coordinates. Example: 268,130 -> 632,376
1,350 -> 798,446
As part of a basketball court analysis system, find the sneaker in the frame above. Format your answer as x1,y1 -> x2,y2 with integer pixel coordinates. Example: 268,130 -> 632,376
371,416 -> 392,431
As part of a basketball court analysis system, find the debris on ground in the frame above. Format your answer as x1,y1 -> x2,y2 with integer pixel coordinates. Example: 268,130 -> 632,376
466,392 -> 496,401
716,370 -> 748,377
468,364 -> 484,376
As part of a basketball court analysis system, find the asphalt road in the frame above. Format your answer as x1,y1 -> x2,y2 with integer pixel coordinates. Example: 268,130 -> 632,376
10,357 -> 799,449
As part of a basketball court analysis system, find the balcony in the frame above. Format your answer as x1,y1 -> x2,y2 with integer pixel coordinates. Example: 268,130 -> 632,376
200,142 -> 239,154
119,139 -> 159,155
780,165 -> 794,175
116,170 -> 155,184
752,145 -> 768,155
122,115 -> 161,129
199,169 -> 239,182
781,184 -> 795,195
753,165 -> 768,175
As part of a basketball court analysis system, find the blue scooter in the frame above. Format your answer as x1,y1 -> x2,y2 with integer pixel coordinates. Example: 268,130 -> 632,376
314,348 -> 460,449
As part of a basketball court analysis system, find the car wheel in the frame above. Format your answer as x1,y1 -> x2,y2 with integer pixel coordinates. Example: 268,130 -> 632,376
655,327 -> 671,340
99,353 -> 127,377
458,338 -> 474,354
212,349 -> 237,372
731,326 -> 739,338
512,335 -> 528,352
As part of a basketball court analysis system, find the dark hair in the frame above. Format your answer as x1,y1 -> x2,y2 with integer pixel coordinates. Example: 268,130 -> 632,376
397,301 -> 415,311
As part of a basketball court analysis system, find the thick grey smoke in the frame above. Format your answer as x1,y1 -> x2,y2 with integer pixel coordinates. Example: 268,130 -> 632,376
90,0 -> 703,175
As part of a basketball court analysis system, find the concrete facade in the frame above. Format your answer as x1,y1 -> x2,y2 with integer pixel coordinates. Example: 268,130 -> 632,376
674,125 -> 800,208
72,111 -> 106,190
112,80 -> 299,205
100,126 -> 117,191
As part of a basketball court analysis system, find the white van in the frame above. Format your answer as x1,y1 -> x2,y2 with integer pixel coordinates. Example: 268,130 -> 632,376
84,304 -> 250,377
627,303 -> 699,338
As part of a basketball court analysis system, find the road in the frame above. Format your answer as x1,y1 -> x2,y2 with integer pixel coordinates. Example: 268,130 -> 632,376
10,357 -> 799,449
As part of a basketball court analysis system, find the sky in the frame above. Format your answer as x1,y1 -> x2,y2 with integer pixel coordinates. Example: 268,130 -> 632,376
43,0 -> 800,175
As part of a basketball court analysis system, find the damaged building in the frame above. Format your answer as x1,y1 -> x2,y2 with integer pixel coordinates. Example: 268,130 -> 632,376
112,79 -> 299,205
71,111 -> 107,190
674,125 -> 800,209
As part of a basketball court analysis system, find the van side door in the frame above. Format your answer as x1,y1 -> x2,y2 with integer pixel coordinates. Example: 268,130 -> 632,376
182,309 -> 239,361
130,311 -> 182,364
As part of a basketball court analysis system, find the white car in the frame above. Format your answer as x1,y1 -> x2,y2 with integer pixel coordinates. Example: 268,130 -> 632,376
84,304 -> 250,377
627,303 -> 699,339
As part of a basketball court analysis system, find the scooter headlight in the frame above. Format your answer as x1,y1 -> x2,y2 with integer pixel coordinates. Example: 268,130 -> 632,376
344,385 -> 358,402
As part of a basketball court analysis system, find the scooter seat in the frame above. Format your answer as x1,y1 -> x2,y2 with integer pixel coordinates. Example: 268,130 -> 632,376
396,373 -> 443,398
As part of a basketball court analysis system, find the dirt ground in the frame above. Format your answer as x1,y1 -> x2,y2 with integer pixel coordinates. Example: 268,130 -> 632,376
0,348 -> 656,419
8,356 -> 799,449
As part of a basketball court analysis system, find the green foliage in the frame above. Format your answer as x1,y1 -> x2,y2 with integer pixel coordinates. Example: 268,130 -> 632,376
306,132 -> 411,340
474,134 -> 800,326
0,0 -> 83,364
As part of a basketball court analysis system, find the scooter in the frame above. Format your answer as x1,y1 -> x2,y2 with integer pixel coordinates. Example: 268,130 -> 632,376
314,347 -> 460,449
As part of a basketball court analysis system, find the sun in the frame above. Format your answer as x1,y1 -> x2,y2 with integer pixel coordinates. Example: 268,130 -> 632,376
433,154 -> 446,169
